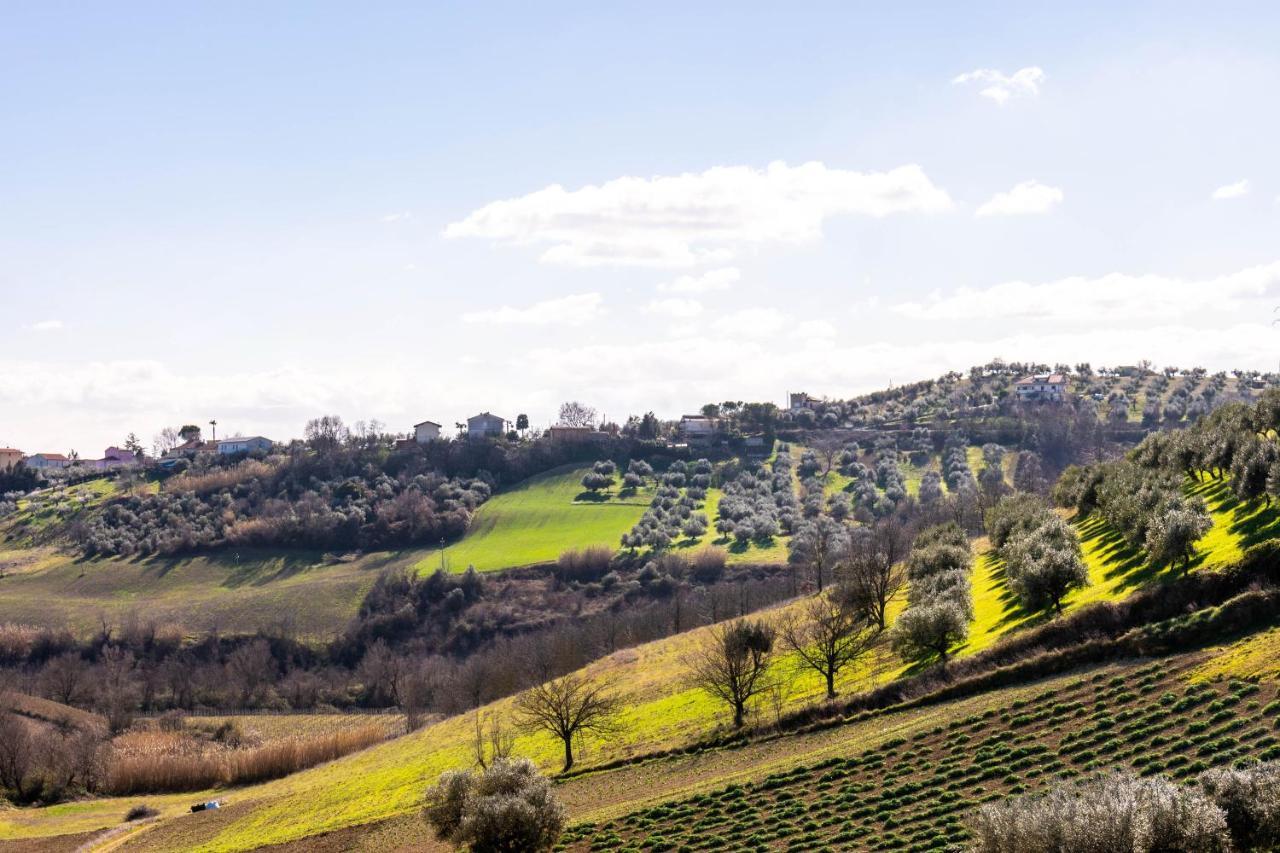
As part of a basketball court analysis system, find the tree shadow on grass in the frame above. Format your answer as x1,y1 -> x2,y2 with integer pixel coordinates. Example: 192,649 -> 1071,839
1191,478 -> 1280,551
574,491 -> 610,503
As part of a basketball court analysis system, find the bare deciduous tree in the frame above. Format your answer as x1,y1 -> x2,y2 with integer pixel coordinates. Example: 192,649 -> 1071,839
557,401 -> 597,428
685,619 -> 775,728
514,673 -> 620,772
780,596 -> 878,700
838,518 -> 910,630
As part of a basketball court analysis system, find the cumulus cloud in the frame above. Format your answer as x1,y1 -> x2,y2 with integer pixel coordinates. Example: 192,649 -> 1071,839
975,180 -> 1064,217
1212,180 -> 1250,200
444,161 -> 953,268
952,67 -> 1045,104
28,320 -> 64,332
891,261 -> 1280,324
646,298 -> 704,319
658,267 -> 741,293
462,292 -> 604,326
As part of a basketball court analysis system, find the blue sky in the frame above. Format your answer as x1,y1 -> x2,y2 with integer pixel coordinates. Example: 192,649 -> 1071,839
3,2 -> 1280,453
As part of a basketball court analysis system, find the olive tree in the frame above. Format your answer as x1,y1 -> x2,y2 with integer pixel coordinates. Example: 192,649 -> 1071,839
423,758 -> 565,852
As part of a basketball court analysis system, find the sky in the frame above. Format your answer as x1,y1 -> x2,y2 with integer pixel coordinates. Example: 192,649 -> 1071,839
3,1 -> 1280,454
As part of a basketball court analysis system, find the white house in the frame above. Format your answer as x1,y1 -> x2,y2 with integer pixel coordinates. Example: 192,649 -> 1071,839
217,436 -> 273,455
414,420 -> 442,444
1014,374 -> 1069,402
467,412 -> 507,440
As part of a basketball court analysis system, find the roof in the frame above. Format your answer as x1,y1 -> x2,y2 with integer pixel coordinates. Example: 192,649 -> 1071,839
0,448 -> 21,454
217,436 -> 270,445
468,412 -> 505,421
414,420 -> 442,428
34,453 -> 69,460
1016,373 -> 1068,386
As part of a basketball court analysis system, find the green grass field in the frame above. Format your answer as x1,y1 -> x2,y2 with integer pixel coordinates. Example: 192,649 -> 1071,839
414,464 -> 790,574
413,465 -> 652,574
0,547 -> 406,638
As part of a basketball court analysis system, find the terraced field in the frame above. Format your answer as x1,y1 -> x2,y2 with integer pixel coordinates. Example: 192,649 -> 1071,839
563,659 -> 1280,852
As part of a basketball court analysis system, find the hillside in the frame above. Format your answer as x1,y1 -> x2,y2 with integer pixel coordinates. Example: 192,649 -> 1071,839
2,476 -> 1266,851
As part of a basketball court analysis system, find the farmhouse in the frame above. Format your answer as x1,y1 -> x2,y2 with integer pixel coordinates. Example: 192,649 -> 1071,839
414,420 -> 442,444
1015,373 -> 1069,402
467,412 -> 507,440
217,436 -> 273,455
679,415 -> 719,444
25,453 -> 70,470
548,425 -> 608,443
0,448 -> 22,471
788,391 -> 820,411
84,447 -> 139,471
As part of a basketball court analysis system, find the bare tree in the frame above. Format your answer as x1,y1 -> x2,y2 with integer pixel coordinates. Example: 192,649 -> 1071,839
151,426 -> 180,457
787,516 -> 849,593
40,653 -> 91,706
514,673 -> 621,772
838,518 -> 910,630
557,401 -> 597,428
471,710 -> 515,770
685,619 -> 775,728
780,596 -> 878,700
811,436 -> 844,478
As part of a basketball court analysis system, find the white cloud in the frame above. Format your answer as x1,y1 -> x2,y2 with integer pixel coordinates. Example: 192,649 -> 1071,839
444,161 -> 953,268
891,261 -> 1280,324
28,319 -> 64,332
952,67 -> 1045,105
975,180 -> 1064,217
462,292 -> 604,326
658,267 -> 741,293
646,298 -> 704,319
1212,180 -> 1250,200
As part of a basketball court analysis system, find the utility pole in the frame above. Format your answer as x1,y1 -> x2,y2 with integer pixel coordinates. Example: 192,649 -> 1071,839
439,538 -> 446,573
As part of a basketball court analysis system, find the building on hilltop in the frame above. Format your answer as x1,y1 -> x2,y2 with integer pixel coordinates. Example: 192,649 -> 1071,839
0,448 -> 23,471
548,425 -> 604,443
217,436 -> 273,455
679,415 -> 720,445
1014,373 -> 1069,402
788,391 -> 820,411
414,420 -> 442,444
466,412 -> 507,440
26,453 -> 71,470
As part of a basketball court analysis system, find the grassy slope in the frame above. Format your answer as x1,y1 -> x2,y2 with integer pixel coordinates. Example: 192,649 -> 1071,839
414,466 -> 653,574
415,464 -> 790,575
5,479 -> 1265,849
0,547 -> 406,638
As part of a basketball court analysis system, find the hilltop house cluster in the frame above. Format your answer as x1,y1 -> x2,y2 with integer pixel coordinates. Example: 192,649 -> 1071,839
0,436 -> 277,475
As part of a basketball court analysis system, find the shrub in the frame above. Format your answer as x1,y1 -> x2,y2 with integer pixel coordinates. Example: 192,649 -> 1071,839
970,772 -> 1230,852
423,758 -> 565,852
555,546 -> 615,584
1197,762 -> 1280,850
125,803 -> 159,821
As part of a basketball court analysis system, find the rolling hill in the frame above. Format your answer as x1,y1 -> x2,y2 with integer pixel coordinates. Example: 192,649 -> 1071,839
3,477 -> 1269,852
